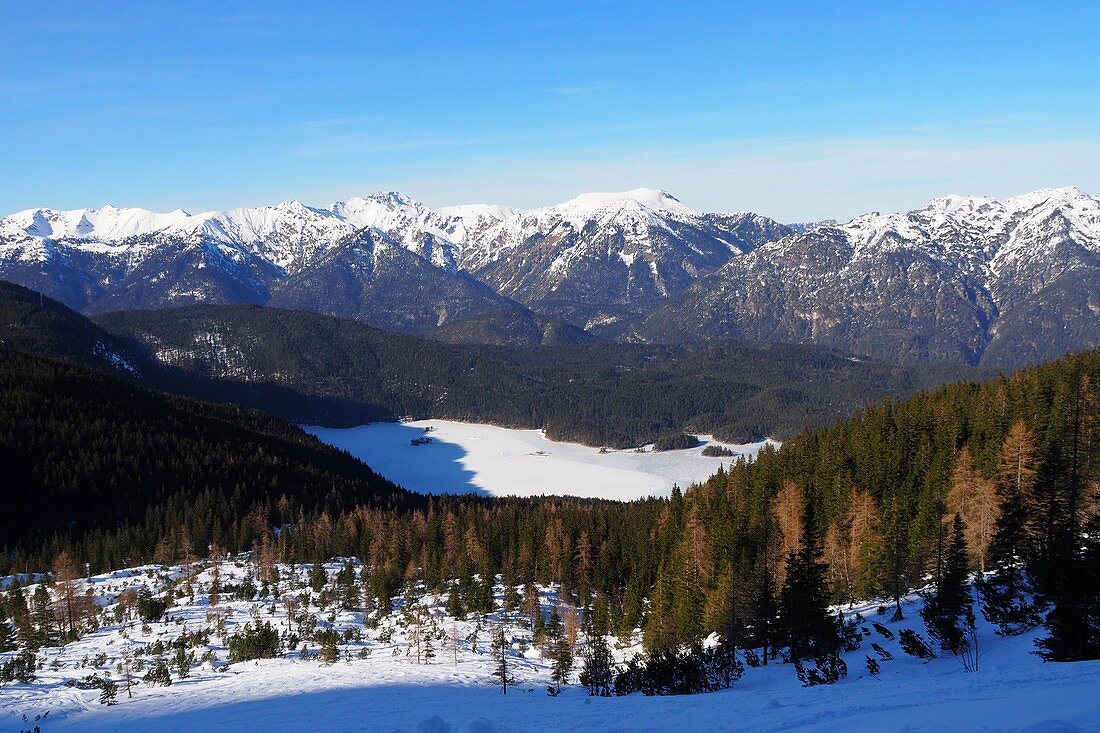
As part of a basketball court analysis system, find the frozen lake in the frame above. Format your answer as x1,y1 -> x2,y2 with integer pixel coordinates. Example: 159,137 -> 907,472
304,419 -> 776,500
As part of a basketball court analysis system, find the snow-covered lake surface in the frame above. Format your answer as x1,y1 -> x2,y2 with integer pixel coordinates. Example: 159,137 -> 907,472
304,420 -> 777,500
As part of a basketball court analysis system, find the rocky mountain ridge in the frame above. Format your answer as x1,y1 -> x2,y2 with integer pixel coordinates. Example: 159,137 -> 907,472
2,186 -> 1096,365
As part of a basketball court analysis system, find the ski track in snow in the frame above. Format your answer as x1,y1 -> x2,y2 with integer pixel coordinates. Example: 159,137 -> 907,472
1,562 -> 1098,733
303,420 -> 775,500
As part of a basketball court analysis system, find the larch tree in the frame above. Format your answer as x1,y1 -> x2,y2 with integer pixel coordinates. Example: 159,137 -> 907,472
51,550 -> 81,641
981,420 -> 1041,635
947,446 -> 1001,571
772,480 -> 804,587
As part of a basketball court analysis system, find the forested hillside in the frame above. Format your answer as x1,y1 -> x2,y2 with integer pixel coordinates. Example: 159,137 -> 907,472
0,348 -> 417,573
94,302 -> 976,446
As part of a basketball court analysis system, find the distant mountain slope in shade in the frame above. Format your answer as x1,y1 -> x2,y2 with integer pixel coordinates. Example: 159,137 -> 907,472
93,300 -> 980,447
622,187 -> 1100,368
0,280 -> 147,376
265,228 -> 517,334
428,306 -> 596,347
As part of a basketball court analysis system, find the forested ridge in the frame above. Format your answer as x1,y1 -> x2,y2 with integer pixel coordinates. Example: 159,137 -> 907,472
0,347 -> 418,572
94,302 -> 976,446
1,281 -> 982,447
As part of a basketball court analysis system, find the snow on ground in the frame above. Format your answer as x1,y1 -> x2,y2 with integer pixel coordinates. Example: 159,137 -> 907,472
2,560 -> 1099,733
303,420 -> 775,500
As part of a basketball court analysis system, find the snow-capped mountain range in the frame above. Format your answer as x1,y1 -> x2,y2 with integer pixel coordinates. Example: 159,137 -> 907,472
625,187 -> 1100,367
1,187 -> 1097,365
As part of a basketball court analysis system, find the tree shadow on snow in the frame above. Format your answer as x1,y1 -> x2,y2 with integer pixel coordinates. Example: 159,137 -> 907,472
305,422 -> 488,497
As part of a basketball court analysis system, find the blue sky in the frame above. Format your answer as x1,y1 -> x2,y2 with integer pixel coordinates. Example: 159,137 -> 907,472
2,1 -> 1098,221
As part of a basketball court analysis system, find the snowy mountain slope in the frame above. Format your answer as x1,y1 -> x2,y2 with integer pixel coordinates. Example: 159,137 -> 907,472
2,187 -> 1097,362
0,204 -> 190,241
627,187 -> 1100,367
0,197 -> 518,331
2,559 -> 1097,733
0,188 -> 789,337
266,227 -> 516,333
457,188 -> 794,328
332,192 -> 465,271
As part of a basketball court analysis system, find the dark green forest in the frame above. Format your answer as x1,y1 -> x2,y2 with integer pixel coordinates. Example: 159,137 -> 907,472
0,347 -> 418,571
94,301 -> 976,446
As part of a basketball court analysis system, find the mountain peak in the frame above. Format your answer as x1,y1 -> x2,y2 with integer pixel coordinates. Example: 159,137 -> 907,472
558,188 -> 695,218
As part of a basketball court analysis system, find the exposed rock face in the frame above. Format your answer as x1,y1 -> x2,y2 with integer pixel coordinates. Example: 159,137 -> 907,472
625,187 -> 1100,368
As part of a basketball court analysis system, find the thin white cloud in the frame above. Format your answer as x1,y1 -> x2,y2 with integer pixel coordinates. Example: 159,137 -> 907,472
317,137 -> 1100,222
552,82 -> 621,96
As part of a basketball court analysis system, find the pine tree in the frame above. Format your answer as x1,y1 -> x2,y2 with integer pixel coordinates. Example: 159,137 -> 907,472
1034,374 -> 1099,662
578,616 -> 613,696
446,580 -> 466,620
490,621 -> 513,694
502,569 -> 520,612
30,585 -> 55,650
320,636 -> 339,664
0,606 -> 15,653
550,622 -> 574,691
776,504 -> 842,663
423,632 -> 436,665
208,545 -> 222,608
882,489 -> 911,621
921,514 -> 972,655
99,678 -> 118,706
309,562 -> 327,593
521,579 -> 539,620
142,657 -> 172,686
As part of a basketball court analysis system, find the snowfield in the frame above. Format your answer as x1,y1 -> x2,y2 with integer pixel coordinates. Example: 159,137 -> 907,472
2,561 -> 1099,733
303,420 -> 776,500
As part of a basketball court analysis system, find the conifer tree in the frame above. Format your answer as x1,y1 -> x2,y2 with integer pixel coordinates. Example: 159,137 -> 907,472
446,580 -> 466,620
947,447 -> 1001,572
776,505 -> 842,663
52,550 -> 82,641
1034,373 -> 1099,661
0,609 -> 15,653
502,569 -> 520,612
118,644 -> 137,699
99,678 -> 118,706
981,421 -> 1041,635
921,514 -> 972,655
30,585 -> 55,650
521,579 -> 539,620
578,615 -> 613,696
550,612 -> 575,691
423,633 -> 436,665
490,621 -> 513,694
